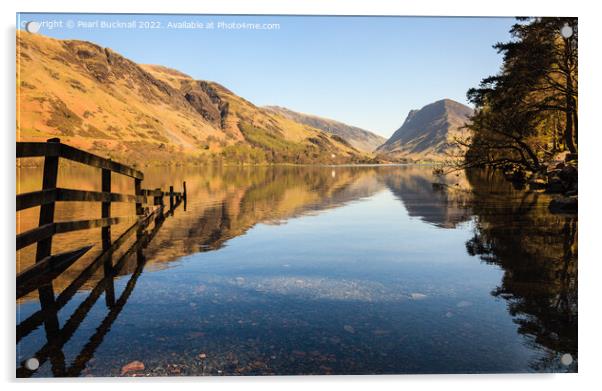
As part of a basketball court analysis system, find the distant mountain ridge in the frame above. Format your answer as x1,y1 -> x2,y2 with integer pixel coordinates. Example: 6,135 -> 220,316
264,106 -> 387,152
377,99 -> 473,161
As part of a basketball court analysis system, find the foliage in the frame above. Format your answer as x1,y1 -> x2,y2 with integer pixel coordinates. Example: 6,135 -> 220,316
461,18 -> 578,172
220,142 -> 268,165
238,122 -> 304,163
229,122 -> 362,165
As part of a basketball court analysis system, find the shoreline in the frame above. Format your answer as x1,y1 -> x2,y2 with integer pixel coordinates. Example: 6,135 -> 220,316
16,160 -> 441,169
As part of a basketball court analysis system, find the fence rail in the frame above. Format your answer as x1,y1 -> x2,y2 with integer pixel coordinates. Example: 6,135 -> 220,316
17,140 -> 144,179
16,188 -> 145,211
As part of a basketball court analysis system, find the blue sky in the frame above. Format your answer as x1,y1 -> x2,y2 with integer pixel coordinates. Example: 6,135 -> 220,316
18,13 -> 515,138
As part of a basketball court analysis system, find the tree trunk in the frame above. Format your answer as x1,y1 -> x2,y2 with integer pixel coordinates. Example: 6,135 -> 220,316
564,105 -> 575,153
516,138 -> 541,171
563,37 -> 577,153
553,115 -> 559,152
573,107 -> 578,147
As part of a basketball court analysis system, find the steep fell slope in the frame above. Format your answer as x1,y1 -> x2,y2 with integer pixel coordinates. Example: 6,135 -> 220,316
17,32 -> 365,166
377,99 -> 473,161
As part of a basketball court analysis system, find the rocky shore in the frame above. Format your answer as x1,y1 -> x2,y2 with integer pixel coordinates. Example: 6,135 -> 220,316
502,152 -> 578,213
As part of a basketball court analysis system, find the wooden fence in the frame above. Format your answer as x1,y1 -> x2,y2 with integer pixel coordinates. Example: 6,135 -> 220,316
16,138 -> 188,376
16,200 -> 174,377
16,137 -> 187,298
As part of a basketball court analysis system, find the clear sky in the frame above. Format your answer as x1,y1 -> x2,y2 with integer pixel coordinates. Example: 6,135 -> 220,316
18,13 -> 515,138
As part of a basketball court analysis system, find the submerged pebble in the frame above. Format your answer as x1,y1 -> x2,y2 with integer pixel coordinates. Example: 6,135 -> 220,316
120,360 -> 145,376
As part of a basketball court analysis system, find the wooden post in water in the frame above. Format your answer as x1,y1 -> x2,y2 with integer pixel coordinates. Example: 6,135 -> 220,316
101,167 -> 115,307
134,178 -> 143,216
36,138 -> 60,264
154,188 -> 163,207
154,188 -> 163,222
35,138 -> 64,372
133,177 -> 144,260
101,168 -> 111,246
134,177 -> 144,246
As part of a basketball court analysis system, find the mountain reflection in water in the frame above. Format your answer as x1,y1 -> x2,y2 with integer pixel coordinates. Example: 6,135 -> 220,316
16,165 -> 577,376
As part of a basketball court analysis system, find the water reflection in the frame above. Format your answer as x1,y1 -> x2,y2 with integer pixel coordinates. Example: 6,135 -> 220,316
383,166 -> 473,228
464,169 -> 578,372
16,191 -> 183,377
16,165 -> 577,375
17,165 -> 386,299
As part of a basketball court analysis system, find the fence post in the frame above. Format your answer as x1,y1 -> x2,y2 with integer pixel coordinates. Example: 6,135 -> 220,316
134,178 -> 144,262
101,167 -> 115,307
101,168 -> 111,246
36,138 -> 60,264
154,188 -> 163,222
35,138 -> 62,368
169,186 -> 174,211
153,188 -> 162,207
134,178 -> 144,245
134,178 -> 143,216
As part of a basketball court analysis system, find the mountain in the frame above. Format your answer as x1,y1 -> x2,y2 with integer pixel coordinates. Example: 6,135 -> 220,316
17,32 -> 365,166
377,99 -> 473,161
264,106 -> 386,152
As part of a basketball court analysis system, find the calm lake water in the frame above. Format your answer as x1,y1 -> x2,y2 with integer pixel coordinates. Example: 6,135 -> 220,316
16,164 -> 577,376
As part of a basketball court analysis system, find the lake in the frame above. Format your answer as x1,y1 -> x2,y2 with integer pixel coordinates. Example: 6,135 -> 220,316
16,164 -> 577,376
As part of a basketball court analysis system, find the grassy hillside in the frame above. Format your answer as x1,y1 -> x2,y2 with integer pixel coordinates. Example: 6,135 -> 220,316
263,106 -> 386,152
17,32 -> 367,166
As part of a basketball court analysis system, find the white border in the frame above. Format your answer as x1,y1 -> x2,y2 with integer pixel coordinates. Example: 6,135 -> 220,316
2,1 -> 600,391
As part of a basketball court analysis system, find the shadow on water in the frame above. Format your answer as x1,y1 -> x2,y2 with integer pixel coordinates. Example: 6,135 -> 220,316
16,165 -> 577,376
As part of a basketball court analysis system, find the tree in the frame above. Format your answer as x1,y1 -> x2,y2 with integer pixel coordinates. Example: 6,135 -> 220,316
462,17 -> 578,172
